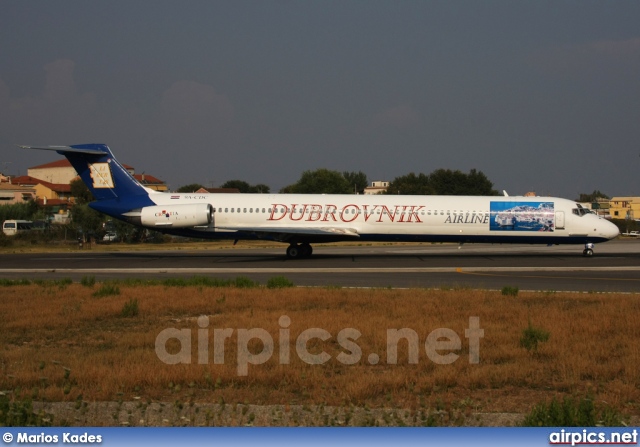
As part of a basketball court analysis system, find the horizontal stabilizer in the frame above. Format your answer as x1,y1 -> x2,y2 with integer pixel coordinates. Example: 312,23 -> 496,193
18,145 -> 106,155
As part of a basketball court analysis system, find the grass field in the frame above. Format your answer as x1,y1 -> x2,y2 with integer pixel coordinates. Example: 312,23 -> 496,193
1,278 -> 639,426
0,237 -> 428,254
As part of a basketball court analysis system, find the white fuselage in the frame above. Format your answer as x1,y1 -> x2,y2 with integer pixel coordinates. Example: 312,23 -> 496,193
145,193 -> 619,244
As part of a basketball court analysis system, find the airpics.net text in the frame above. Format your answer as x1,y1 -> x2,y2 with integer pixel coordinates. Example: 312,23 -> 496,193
155,316 -> 483,376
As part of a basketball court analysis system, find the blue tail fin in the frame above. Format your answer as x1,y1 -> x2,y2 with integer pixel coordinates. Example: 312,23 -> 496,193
20,144 -> 147,200
19,144 -> 154,216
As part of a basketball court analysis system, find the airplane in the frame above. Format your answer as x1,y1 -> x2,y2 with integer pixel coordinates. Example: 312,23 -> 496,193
20,144 -> 619,258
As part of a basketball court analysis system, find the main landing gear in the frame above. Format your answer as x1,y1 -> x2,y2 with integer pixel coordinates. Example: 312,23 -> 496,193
582,242 -> 594,257
286,243 -> 313,259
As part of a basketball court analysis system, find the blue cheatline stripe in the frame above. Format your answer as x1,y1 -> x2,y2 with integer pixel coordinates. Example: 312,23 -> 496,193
2,428 -> 637,447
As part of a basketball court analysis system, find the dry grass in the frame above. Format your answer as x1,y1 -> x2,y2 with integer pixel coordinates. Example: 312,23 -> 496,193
0,239 -> 426,254
1,282 -> 639,420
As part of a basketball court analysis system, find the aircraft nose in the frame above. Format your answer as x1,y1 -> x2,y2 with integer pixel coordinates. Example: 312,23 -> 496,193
603,220 -> 620,240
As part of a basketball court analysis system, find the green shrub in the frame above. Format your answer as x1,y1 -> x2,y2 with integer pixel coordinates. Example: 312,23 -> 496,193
0,394 -> 54,427
522,395 -> 625,426
501,286 -> 519,297
161,276 -> 259,288
520,321 -> 550,353
33,278 -> 73,288
267,276 -> 295,288
232,276 -> 259,288
0,278 -> 31,286
0,231 -> 12,247
80,276 -> 96,287
92,284 -> 120,297
121,298 -> 139,317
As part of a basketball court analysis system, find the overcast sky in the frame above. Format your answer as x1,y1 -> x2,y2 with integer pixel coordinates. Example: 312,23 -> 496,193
1,1 -> 639,198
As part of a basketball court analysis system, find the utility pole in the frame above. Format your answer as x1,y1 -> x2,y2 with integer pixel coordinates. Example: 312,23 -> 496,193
2,162 -> 12,182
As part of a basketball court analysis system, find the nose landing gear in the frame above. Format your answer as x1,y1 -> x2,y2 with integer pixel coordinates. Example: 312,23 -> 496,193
582,242 -> 594,257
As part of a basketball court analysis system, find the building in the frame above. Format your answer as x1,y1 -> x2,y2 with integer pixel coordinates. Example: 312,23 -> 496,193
11,176 -> 73,203
134,174 -> 168,192
28,159 -> 136,184
590,197 -> 611,218
609,197 -> 640,220
0,183 -> 36,205
195,187 -> 240,194
28,159 -> 85,184
9,175 -> 73,221
364,181 -> 389,195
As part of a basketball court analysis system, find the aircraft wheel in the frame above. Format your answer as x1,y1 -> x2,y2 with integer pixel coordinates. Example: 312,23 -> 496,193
300,243 -> 313,258
583,248 -> 594,257
286,244 -> 301,259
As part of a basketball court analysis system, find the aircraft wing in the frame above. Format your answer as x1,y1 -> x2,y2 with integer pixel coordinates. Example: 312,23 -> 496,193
216,226 -> 360,242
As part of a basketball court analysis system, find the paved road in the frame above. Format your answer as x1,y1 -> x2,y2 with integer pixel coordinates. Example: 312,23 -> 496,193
1,240 -> 639,292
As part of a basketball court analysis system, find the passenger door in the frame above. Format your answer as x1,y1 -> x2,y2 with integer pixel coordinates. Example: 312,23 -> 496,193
555,211 -> 565,230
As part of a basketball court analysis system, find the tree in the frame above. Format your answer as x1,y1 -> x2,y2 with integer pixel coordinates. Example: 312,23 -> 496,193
111,218 -> 144,243
0,201 -> 38,223
252,183 -> 271,194
343,171 -> 369,194
70,204 -> 104,238
280,169 -> 352,194
176,183 -> 205,193
384,173 -> 434,195
429,168 -> 498,195
70,178 -> 94,204
220,180 -> 270,193
576,190 -> 609,203
221,180 -> 252,192
385,169 -> 498,196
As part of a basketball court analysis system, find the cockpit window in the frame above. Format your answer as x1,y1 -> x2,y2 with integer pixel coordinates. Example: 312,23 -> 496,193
573,204 -> 589,217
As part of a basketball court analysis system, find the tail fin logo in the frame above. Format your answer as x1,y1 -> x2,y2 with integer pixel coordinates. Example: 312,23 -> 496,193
89,162 -> 115,188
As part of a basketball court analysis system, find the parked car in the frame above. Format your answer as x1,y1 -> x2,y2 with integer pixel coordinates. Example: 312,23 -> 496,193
102,232 -> 118,242
2,220 -> 33,236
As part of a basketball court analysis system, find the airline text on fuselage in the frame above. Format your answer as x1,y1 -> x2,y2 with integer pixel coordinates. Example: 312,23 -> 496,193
267,204 -> 424,223
444,213 -> 490,225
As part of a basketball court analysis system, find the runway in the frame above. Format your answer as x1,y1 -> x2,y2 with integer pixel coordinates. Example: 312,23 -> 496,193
1,240 -> 639,292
